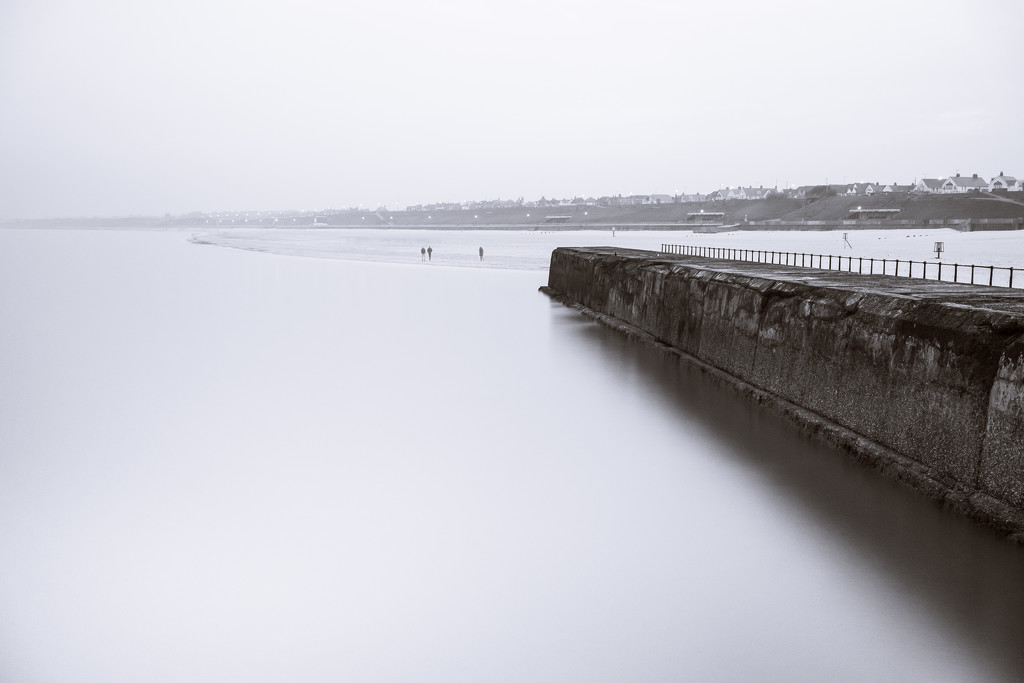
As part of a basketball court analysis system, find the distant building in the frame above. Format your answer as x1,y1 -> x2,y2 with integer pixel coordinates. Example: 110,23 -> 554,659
990,173 -> 1019,191
686,211 -> 725,224
940,173 -> 989,193
881,183 -> 914,193
643,194 -> 674,204
845,183 -> 877,196
914,178 -> 944,193
740,186 -> 773,199
847,208 -> 902,219
709,186 -> 771,200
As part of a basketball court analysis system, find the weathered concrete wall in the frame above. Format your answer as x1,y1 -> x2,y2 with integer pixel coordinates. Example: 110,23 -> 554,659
545,247 -> 1024,538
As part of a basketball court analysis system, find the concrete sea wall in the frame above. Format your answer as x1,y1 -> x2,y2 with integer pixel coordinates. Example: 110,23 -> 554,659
544,247 -> 1024,539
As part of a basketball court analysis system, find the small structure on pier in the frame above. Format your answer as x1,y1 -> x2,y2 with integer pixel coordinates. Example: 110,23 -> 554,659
686,211 -> 725,224
847,208 -> 901,220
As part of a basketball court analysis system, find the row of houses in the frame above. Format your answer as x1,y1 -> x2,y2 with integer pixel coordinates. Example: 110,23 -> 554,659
791,172 -> 1023,199
915,172 -> 1023,193
751,172 -> 1022,200
407,193 -> 702,211
406,172 -> 1022,212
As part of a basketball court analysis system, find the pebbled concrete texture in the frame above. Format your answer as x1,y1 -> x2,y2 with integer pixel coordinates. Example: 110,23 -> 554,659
545,247 -> 1024,538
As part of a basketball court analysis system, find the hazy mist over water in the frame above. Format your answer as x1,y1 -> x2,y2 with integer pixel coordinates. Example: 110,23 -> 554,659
1,1 -> 1022,219
2,228 -> 1024,681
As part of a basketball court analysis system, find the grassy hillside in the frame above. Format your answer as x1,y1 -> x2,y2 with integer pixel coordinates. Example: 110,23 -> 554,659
780,193 -> 1024,221
8,193 -> 1023,230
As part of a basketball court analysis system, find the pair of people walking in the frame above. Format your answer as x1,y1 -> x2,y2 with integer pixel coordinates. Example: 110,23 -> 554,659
418,246 -> 484,262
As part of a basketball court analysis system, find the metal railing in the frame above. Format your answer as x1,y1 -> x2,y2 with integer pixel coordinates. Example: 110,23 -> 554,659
660,244 -> 1020,289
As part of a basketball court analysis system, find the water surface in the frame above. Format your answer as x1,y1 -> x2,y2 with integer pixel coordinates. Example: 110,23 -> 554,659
1,228 -> 1023,682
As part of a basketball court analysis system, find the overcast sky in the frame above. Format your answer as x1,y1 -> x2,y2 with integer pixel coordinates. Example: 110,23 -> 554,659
1,0 -> 1022,218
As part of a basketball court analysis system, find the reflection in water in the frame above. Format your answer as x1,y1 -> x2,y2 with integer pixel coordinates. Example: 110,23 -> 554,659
556,302 -> 1024,680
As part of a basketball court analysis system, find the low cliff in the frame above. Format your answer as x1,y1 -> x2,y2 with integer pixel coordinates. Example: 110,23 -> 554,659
544,247 -> 1024,538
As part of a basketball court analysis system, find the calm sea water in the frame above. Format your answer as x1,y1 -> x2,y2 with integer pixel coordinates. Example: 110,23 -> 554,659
1,228 -> 1023,682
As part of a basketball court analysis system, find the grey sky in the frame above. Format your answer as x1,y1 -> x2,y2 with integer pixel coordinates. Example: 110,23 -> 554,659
1,0 -> 1021,219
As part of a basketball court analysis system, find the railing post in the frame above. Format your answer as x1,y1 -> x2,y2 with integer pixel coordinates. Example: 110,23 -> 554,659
938,262 -> 942,280
971,264 -> 975,284
1011,268 -> 1015,288
828,255 -> 832,270
954,263 -> 958,283
990,266 -> 994,286
895,259 -> 900,277
859,257 -> 863,274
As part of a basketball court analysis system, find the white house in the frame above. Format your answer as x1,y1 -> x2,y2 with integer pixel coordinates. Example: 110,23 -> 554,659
881,183 -> 914,193
847,182 -> 881,195
914,178 -> 944,193
990,173 -> 1019,191
940,173 -> 989,193
643,194 -> 674,205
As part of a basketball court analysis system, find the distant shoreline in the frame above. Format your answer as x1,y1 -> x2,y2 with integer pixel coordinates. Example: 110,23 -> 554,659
5,192 -> 1024,231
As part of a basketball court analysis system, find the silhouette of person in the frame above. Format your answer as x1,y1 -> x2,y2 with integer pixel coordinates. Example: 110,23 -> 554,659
420,247 -> 426,261
479,246 -> 484,261
427,246 -> 433,261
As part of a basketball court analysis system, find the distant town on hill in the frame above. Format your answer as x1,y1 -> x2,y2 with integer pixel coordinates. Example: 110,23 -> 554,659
4,172 -> 1023,230
407,172 -> 1022,213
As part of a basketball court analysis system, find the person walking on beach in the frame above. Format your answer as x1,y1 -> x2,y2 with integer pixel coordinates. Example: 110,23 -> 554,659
421,247 -> 426,261
427,246 -> 433,261
479,246 -> 484,261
